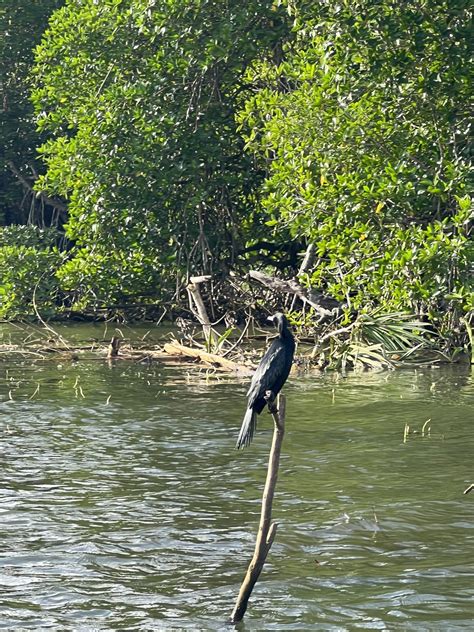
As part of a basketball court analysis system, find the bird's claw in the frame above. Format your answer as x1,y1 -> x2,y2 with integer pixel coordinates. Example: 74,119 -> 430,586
265,390 -> 278,414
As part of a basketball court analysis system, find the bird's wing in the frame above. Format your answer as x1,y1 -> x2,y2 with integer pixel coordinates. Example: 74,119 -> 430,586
246,342 -> 286,405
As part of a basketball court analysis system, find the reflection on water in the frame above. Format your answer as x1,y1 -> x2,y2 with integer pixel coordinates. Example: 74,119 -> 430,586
0,325 -> 473,630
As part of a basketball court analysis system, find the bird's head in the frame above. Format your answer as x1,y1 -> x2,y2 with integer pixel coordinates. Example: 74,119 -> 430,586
267,312 -> 288,335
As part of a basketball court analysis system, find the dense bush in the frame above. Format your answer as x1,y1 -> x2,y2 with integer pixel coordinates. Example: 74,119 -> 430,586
0,0 -> 471,352
0,226 -> 65,318
31,0 -> 289,307
0,1 -> 63,225
238,0 -> 473,335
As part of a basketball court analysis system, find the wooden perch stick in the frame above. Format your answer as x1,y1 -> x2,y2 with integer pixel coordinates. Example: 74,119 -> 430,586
230,393 -> 286,624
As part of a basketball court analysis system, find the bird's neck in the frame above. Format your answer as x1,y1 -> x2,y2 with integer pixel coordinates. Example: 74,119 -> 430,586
279,328 -> 293,341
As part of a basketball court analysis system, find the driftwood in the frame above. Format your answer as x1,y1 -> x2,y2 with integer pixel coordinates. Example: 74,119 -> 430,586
247,269 -> 341,320
230,393 -> 286,623
163,341 -> 253,375
0,337 -> 254,372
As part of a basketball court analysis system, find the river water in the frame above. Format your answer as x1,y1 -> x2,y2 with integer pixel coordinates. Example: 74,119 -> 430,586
0,325 -> 473,630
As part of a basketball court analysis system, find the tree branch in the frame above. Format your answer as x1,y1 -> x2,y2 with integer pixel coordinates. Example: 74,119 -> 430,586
6,160 -> 68,215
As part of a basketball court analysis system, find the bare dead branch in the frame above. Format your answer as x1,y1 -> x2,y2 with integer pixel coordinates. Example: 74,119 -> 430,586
187,276 -> 213,342
247,269 -> 341,320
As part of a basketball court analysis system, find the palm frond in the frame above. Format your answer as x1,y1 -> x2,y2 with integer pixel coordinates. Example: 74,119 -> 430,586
358,312 -> 432,352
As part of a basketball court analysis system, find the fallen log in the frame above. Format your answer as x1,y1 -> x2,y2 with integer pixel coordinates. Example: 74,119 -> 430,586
163,342 -> 254,376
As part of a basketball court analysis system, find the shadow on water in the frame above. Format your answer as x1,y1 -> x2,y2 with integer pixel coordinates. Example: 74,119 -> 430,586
0,325 -> 473,630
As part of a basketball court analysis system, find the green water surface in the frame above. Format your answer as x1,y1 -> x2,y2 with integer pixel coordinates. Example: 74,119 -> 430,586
0,324 -> 473,630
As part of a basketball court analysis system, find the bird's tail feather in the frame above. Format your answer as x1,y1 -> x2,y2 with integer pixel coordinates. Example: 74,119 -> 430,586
236,408 -> 257,449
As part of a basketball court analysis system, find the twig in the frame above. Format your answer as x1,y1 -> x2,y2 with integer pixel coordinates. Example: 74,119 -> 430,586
221,315 -> 252,358
290,243 -> 317,311
310,321 -> 356,358
230,393 -> 286,623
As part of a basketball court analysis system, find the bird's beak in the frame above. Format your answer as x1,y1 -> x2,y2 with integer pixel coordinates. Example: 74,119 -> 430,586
267,315 -> 274,324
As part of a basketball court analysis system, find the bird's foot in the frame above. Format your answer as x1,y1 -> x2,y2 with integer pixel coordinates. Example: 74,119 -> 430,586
264,390 -> 278,414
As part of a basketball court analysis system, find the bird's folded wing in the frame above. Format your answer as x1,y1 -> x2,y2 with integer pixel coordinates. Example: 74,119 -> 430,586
246,347 -> 284,401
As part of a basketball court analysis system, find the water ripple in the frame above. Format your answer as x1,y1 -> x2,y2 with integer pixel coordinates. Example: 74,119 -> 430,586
0,357 -> 473,630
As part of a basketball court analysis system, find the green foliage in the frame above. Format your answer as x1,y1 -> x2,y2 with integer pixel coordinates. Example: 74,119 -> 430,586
2,0 -> 470,357
303,197 -> 473,328
31,0 -> 289,307
239,0 -> 473,335
0,226 -> 65,318
314,311 -> 439,371
357,312 -> 436,353
0,224 -> 61,248
56,245 -> 171,311
461,318 -> 474,364
0,1 -> 63,224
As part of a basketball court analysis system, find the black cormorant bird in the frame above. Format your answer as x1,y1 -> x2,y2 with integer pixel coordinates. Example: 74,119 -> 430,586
236,312 -> 295,449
